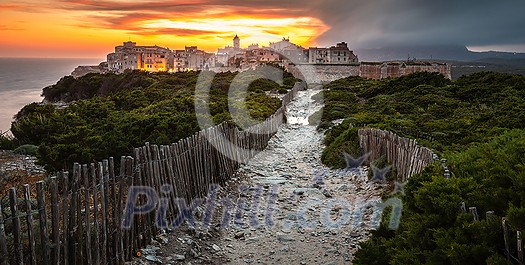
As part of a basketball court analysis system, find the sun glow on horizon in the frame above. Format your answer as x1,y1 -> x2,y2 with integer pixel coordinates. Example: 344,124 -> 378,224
139,17 -> 326,49
0,1 -> 328,58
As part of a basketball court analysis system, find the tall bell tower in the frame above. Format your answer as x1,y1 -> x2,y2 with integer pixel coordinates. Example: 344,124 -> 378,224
233,34 -> 240,50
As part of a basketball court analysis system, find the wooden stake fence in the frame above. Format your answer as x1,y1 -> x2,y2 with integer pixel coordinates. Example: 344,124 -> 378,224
0,82 -> 305,264
358,128 -> 436,181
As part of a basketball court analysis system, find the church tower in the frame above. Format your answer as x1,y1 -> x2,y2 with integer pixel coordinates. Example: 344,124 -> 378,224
233,34 -> 240,50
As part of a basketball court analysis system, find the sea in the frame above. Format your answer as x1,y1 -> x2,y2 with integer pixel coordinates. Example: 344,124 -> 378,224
0,58 -> 103,133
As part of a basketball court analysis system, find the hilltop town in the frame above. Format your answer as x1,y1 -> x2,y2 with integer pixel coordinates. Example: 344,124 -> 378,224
73,35 -> 451,82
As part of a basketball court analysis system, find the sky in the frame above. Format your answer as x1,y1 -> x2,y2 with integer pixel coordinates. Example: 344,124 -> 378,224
1,0 -> 525,58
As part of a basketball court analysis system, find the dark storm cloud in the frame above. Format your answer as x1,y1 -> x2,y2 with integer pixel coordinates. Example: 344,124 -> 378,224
52,0 -> 314,35
312,0 -> 525,48
11,0 -> 524,48
57,0 -> 309,15
61,0 -> 524,48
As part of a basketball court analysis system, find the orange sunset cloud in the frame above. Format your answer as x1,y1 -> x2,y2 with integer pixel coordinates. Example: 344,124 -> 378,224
0,0 -> 329,58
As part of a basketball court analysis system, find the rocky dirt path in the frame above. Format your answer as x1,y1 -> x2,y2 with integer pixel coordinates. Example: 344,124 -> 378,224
0,151 -> 47,196
130,86 -> 383,265
216,86 -> 383,264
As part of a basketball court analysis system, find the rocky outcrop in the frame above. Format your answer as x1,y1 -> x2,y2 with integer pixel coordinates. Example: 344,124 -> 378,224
71,62 -> 108,78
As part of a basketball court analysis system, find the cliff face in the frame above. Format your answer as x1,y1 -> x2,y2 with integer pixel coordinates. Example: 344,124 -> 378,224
71,62 -> 108,78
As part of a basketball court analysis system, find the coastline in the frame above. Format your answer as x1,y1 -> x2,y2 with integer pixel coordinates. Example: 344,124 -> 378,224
0,57 -> 103,132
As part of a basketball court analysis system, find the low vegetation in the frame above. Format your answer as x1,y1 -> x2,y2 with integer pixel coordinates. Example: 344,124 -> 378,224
10,69 -> 299,171
318,72 -> 525,264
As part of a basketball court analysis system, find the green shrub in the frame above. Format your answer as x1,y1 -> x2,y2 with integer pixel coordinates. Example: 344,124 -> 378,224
321,125 -> 363,169
507,204 -> 525,230
0,135 -> 16,150
318,72 -> 525,263
13,144 -> 38,155
12,70 -> 300,171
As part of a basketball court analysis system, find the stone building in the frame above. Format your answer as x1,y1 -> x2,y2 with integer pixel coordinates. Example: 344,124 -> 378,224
107,41 -> 214,73
140,45 -> 170,71
216,35 -> 244,67
233,34 -> 240,50
308,47 -> 330,64
171,46 -> 215,71
267,38 -> 309,64
106,37 -> 450,80
173,49 -> 188,72
308,42 -> 358,64
107,41 -> 141,72
247,43 -> 259,50
185,46 -> 205,70
107,41 -> 170,73
252,48 -> 280,62
329,42 -> 358,64
280,47 -> 309,64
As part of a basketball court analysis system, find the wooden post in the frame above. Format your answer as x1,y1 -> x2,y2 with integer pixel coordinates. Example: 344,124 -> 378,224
130,155 -> 141,258
23,184 -> 37,265
503,218 -> 511,261
82,164 -> 92,265
518,231 -> 523,264
108,157 -> 120,265
116,157 -> 125,264
90,163 -> 100,265
36,181 -> 50,264
485,211 -> 494,222
126,156 -> 135,261
133,148 -> 146,254
469,207 -> 479,221
141,146 -> 153,244
61,171 -> 69,265
459,201 -> 466,213
0,203 -> 9,265
122,156 -> 131,262
68,164 -> 80,264
98,162 -> 108,265
49,177 -> 60,265
89,163 -> 100,265
9,188 -> 23,265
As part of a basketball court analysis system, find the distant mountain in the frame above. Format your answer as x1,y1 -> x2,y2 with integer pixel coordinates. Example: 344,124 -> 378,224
442,58 -> 525,79
355,45 -> 525,62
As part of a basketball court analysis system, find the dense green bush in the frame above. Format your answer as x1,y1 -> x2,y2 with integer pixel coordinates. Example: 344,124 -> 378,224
12,70 -> 298,171
0,134 -> 16,150
320,72 -> 525,162
321,121 -> 363,168
13,144 -> 38,155
318,72 -> 525,264
352,129 -> 525,264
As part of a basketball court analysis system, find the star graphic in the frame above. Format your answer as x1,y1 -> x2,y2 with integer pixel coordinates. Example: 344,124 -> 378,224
370,164 -> 392,183
390,181 -> 407,195
343,152 -> 371,169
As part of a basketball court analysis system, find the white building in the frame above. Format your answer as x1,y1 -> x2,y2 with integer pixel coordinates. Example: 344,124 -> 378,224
216,35 -> 244,67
